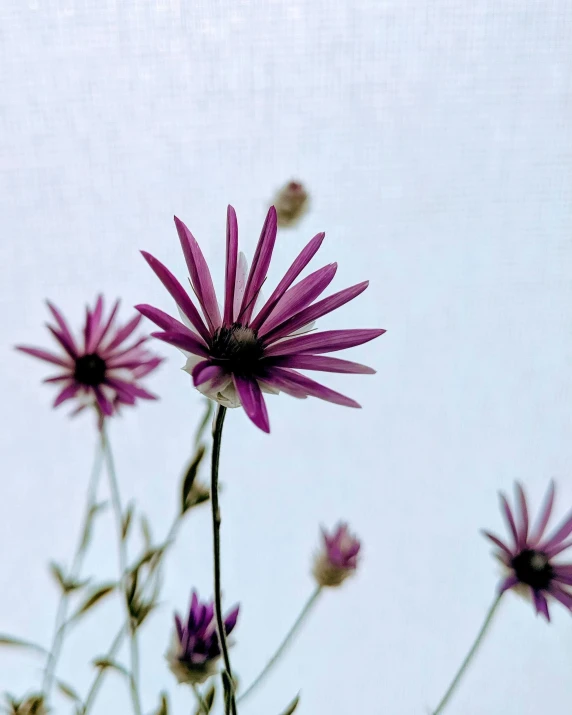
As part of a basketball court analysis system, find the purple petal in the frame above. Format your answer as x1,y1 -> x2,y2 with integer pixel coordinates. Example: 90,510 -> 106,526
264,328 -> 386,357
135,304 -> 207,344
238,206 -> 277,325
46,301 -> 78,354
150,331 -> 209,357
233,376 -> 270,432
500,494 -> 519,548
192,360 -> 226,388
16,346 -> 72,368
264,281 -> 370,343
482,530 -> 513,558
104,314 -> 142,352
548,584 -> 572,610
269,354 -> 375,374
86,296 -> 105,352
224,206 -> 239,325
174,216 -> 222,332
47,326 -> 78,359
175,614 -> 185,642
530,481 -> 556,545
250,232 -> 325,331
498,574 -> 519,593
259,263 -> 337,336
105,378 -> 157,401
53,382 -> 80,407
546,538 -> 572,558
140,251 -> 210,341
94,386 -> 114,416
515,483 -> 529,548
224,605 -> 240,635
533,590 -> 551,620
264,367 -> 360,408
542,510 -> 572,552
43,374 -> 70,383
97,300 -> 121,346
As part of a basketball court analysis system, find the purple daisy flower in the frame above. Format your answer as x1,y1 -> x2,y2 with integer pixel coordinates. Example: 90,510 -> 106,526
166,590 -> 239,685
136,205 -> 385,432
313,522 -> 361,587
484,482 -> 572,621
16,296 -> 162,420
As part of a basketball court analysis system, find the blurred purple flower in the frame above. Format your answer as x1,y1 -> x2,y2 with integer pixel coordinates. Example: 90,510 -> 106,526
137,205 -> 385,432
17,296 -> 162,421
484,482 -> 572,621
313,522 -> 361,587
167,590 -> 239,685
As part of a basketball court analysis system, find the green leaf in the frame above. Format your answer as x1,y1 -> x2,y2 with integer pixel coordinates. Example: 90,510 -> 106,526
122,502 -> 134,540
278,694 -> 300,715
49,561 -> 69,592
181,445 -> 206,514
0,634 -> 47,655
70,583 -> 116,620
193,398 -> 213,445
79,501 -> 108,551
129,546 -> 165,575
193,684 -> 215,715
155,692 -> 169,715
140,514 -> 153,549
57,680 -> 82,702
93,657 -> 130,679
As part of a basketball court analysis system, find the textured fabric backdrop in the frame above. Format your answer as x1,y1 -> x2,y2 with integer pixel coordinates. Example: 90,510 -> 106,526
1,1 -> 571,713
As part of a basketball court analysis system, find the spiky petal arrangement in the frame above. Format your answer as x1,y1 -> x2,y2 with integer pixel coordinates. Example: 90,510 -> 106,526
17,296 -> 162,421
484,482 -> 572,620
137,205 -> 385,432
313,522 -> 361,587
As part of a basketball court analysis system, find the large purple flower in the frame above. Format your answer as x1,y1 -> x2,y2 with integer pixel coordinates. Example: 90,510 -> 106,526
484,482 -> 572,621
136,206 -> 385,432
16,296 -> 162,420
313,522 -> 361,587
167,590 -> 239,685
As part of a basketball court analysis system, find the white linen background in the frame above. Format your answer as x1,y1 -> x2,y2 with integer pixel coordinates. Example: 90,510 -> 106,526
1,0 -> 571,713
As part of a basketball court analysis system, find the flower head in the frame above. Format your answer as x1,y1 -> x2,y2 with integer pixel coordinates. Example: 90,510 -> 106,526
274,180 -> 310,227
137,206 -> 385,432
313,522 -> 361,587
17,296 -> 162,421
166,590 -> 239,685
484,482 -> 572,621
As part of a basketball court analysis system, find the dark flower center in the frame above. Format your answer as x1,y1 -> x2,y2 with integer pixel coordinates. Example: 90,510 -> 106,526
74,353 -> 107,386
210,324 -> 264,376
511,549 -> 553,590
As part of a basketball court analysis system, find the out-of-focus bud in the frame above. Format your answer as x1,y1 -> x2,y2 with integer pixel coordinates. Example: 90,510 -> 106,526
312,522 -> 361,588
6,695 -> 47,715
166,590 -> 239,685
273,180 -> 309,228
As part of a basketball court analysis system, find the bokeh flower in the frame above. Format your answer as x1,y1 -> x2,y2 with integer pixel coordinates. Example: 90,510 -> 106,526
137,205 -> 385,432
484,481 -> 572,620
313,522 -> 361,587
17,296 -> 162,421
166,590 -> 239,685
273,180 -> 310,227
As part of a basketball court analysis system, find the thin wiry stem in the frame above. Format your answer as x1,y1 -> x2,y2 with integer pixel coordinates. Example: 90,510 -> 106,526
81,626 -> 126,713
191,684 -> 210,715
432,593 -> 503,714
237,586 -> 322,703
100,423 -> 143,715
42,437 -> 104,700
210,405 -> 236,715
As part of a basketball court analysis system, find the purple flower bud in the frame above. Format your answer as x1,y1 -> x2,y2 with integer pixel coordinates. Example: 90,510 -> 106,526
166,590 -> 239,685
273,180 -> 310,227
312,522 -> 361,587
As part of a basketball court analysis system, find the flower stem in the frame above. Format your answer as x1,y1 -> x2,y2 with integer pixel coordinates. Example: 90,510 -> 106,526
100,424 -> 143,715
81,626 -> 126,713
432,594 -> 503,714
210,405 -> 236,715
42,436 -> 104,700
237,586 -> 322,704
191,684 -> 210,715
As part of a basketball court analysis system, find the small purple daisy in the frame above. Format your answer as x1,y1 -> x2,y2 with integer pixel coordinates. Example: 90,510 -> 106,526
167,590 -> 239,685
136,205 -> 385,432
484,482 -> 572,620
313,522 -> 361,587
16,296 -> 162,420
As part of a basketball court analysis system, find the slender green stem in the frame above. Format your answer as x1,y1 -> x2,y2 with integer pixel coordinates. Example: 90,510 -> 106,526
80,514 -> 182,711
81,626 -> 126,713
191,684 -> 210,715
42,437 -> 104,700
432,594 -> 503,714
100,424 -> 143,715
237,586 -> 322,704
210,405 -> 236,715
